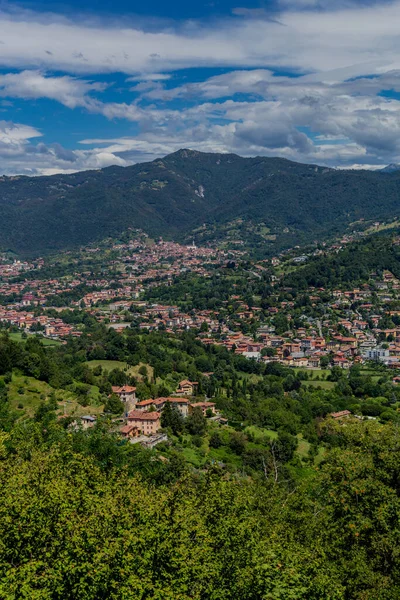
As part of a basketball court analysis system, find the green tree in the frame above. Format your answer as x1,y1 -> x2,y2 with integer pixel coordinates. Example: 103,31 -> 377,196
186,407 -> 206,436
161,401 -> 184,435
104,393 -> 124,415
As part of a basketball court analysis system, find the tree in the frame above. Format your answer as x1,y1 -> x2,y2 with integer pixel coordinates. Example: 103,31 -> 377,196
108,368 -> 127,386
328,366 -> 344,382
229,431 -> 247,455
161,402 -> 184,435
186,407 -> 206,436
320,355 -> 330,369
139,365 -> 148,378
275,431 -> 297,463
261,347 -> 276,357
209,430 -> 222,448
104,393 -> 124,415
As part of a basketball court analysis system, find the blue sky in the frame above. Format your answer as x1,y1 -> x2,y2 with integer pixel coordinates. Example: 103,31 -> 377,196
19,0 -> 275,21
0,0 -> 399,174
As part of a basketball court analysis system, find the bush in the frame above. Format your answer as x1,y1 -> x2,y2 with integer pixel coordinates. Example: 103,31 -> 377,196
209,431 -> 223,448
229,432 -> 247,455
192,435 -> 203,448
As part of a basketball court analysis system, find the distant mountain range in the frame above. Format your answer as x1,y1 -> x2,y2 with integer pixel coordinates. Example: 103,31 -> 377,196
3,149 -> 400,256
380,164 -> 400,173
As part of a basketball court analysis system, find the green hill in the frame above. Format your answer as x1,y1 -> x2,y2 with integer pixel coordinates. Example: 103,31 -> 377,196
283,232 -> 400,289
2,148 -> 400,255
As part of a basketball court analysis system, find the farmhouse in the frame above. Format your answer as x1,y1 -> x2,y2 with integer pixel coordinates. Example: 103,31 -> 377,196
176,379 -> 198,396
112,385 -> 137,411
127,410 -> 161,435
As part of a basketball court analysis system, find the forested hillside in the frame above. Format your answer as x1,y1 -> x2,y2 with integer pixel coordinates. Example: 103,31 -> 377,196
283,233 -> 400,289
2,149 -> 400,255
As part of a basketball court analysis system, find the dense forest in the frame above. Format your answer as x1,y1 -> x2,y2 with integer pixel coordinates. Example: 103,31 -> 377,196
3,419 -> 400,600
283,233 -> 400,290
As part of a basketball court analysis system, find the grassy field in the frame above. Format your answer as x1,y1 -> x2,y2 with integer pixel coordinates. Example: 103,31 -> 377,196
292,368 -> 331,378
244,427 -> 324,465
245,425 -> 279,440
364,219 -> 400,235
7,374 -> 104,419
86,360 -> 154,380
8,332 -> 62,346
315,446 -> 326,465
240,373 -> 263,384
8,375 -> 57,417
296,434 -> 310,459
208,445 -> 243,469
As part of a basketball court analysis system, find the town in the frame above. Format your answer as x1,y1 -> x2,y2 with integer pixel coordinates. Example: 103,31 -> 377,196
1,230 -> 399,374
0,227 -> 399,453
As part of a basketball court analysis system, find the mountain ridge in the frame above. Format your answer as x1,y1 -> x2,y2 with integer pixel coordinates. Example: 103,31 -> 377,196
2,149 -> 400,256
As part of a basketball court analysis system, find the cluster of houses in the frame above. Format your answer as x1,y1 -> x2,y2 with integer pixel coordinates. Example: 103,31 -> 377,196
0,237 -> 241,341
109,380 -> 216,440
0,308 -> 81,338
0,258 -> 36,278
3,229 -> 400,377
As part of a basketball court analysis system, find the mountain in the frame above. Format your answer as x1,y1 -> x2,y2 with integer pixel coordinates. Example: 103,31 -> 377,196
380,164 -> 400,173
2,148 -> 400,256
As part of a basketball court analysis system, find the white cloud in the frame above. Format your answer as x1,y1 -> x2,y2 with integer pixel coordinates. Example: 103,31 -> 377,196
0,118 -> 129,175
0,2 -> 400,78
0,120 -> 41,155
0,70 -> 106,109
1,64 -> 400,173
2,3 -> 400,171
127,73 -> 172,81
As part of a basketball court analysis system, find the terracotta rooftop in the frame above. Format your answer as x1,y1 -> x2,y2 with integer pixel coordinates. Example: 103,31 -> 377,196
128,410 -> 161,420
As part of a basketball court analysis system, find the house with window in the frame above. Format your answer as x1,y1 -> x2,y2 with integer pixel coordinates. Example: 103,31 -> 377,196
136,398 -> 165,412
136,397 -> 191,417
112,385 -> 137,411
176,380 -> 198,396
190,401 -> 216,416
120,423 -> 139,439
80,415 -> 96,430
127,410 -> 161,435
329,410 -> 351,420
166,397 -> 190,417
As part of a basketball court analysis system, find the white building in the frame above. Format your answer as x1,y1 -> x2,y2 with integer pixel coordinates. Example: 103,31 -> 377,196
364,347 -> 390,363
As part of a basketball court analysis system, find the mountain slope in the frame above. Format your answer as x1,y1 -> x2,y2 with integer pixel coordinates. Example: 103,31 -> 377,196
2,149 -> 400,256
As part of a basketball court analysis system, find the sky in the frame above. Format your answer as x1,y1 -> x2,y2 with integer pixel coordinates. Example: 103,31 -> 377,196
1,0 -> 400,174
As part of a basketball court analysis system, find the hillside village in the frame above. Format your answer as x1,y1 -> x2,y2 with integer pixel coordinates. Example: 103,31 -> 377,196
1,232 -> 399,376
0,228 -> 398,452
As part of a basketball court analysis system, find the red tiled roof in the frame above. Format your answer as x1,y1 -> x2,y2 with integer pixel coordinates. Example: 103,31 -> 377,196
191,402 -> 215,409
329,410 -> 351,419
120,424 -> 137,434
136,398 -> 162,407
112,385 -> 136,394
128,410 -> 161,421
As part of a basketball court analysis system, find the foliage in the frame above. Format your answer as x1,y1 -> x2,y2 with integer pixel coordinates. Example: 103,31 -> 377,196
3,150 -> 400,256
161,401 -> 184,435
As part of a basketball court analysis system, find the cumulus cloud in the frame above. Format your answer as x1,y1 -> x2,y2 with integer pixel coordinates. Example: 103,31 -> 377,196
1,2 -> 400,172
109,65 -> 400,168
0,120 -> 41,155
0,118 -> 128,175
0,2 -> 399,78
2,64 -> 400,173
0,70 -> 106,109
